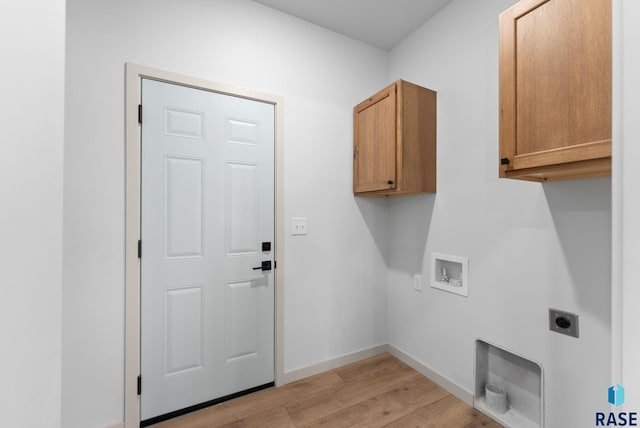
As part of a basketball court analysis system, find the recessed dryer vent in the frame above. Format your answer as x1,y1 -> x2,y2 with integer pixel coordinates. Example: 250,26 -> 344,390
475,340 -> 544,428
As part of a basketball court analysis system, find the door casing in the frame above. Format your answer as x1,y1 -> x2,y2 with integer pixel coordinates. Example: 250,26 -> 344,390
124,63 -> 285,428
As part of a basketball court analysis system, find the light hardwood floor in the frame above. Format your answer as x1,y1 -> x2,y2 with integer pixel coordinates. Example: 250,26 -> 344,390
152,353 -> 501,428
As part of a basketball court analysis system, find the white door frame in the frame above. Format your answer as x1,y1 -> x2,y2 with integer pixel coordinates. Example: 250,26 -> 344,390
124,63 -> 285,428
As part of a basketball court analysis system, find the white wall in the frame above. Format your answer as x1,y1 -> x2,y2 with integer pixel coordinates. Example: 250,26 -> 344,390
63,0 -> 389,426
620,0 -> 640,410
387,1 -> 612,427
0,0 -> 65,427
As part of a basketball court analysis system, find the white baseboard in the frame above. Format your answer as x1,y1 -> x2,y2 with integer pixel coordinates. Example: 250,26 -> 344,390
282,344 -> 389,384
388,344 -> 474,406
282,343 -> 472,406
101,422 -> 124,428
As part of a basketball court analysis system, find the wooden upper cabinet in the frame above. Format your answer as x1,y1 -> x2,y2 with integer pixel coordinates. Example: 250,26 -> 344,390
499,0 -> 611,182
354,80 -> 436,197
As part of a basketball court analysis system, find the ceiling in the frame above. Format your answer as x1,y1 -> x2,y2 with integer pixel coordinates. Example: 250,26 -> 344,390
253,0 -> 453,51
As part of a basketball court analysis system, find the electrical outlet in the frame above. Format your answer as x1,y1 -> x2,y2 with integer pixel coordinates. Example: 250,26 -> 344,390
414,274 -> 423,292
291,217 -> 307,236
549,308 -> 579,338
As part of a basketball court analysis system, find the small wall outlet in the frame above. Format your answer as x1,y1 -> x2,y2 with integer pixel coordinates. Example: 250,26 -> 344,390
291,217 -> 307,236
549,308 -> 579,338
414,274 -> 423,291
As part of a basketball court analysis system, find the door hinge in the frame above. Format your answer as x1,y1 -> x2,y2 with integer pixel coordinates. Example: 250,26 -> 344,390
138,104 -> 142,124
274,260 -> 277,269
137,240 -> 142,258
137,375 -> 141,395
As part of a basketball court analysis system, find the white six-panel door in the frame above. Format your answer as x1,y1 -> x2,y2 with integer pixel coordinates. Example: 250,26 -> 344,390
140,79 -> 275,421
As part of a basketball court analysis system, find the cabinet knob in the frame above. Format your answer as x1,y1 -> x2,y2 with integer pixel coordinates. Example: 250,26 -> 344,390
500,157 -> 510,165
387,180 -> 394,185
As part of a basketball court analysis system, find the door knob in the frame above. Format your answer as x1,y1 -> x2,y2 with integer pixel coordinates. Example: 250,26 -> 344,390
252,261 -> 272,271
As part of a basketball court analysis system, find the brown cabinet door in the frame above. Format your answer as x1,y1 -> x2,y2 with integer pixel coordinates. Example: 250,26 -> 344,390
354,84 -> 397,193
500,0 -> 611,181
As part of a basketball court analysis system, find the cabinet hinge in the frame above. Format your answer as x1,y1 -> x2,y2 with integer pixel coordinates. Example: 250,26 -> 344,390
500,157 -> 510,165
137,375 -> 141,395
137,240 -> 142,258
274,260 -> 277,269
138,104 -> 142,124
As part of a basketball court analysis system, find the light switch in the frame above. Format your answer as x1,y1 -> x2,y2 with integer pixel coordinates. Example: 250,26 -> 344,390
291,217 -> 307,236
414,274 -> 423,292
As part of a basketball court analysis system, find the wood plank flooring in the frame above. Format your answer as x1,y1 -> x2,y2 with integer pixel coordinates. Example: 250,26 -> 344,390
151,353 -> 501,428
